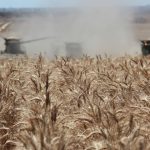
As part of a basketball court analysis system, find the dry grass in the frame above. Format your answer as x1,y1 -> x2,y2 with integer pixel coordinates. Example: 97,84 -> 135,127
0,54 -> 149,150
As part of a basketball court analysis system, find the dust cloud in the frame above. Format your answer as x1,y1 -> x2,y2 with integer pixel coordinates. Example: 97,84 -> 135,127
10,0 -> 140,57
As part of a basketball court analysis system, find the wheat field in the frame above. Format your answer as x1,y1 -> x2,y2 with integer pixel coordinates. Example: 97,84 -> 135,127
0,54 -> 149,150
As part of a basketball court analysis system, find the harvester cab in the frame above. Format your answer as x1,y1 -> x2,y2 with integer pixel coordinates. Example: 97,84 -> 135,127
140,40 -> 150,56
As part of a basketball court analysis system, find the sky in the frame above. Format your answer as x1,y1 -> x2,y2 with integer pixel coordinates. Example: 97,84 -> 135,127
0,0 -> 150,8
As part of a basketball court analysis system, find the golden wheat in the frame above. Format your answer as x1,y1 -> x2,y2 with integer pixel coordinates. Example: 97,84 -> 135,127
0,55 -> 149,150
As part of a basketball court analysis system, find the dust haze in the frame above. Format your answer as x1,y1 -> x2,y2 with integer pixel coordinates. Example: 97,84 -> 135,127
10,0 -> 140,57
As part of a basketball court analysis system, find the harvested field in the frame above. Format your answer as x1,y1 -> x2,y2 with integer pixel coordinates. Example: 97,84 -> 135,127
0,55 -> 150,150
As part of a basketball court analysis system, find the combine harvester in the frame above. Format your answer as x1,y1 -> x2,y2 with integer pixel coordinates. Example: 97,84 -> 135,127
1,36 -> 51,55
0,37 -> 83,58
141,40 -> 150,56
65,42 -> 83,58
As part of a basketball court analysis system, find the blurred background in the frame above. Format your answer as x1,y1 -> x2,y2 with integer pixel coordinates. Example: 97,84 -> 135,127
0,0 -> 150,57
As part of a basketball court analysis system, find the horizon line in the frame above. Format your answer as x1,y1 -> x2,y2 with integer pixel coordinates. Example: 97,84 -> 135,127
0,4 -> 149,9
